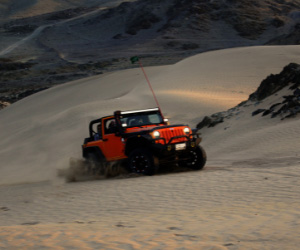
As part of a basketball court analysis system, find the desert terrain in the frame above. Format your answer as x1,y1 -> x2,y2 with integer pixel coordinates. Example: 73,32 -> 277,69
1,45 -> 300,249
1,0 -> 300,249
1,0 -> 300,107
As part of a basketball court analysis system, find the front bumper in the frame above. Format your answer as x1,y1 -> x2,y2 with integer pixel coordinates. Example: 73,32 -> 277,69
150,134 -> 201,157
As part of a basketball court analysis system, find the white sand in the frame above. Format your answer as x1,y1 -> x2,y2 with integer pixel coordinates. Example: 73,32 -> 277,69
1,45 -> 300,249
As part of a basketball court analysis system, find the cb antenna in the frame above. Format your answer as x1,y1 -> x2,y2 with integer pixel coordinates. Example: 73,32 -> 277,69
130,56 -> 164,120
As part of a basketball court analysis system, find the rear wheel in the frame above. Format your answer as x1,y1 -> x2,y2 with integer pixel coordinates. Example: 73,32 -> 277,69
86,152 -> 100,163
128,148 -> 158,175
179,145 -> 207,170
86,152 -> 105,175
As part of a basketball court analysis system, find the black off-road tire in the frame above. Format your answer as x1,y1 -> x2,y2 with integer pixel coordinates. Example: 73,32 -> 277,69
180,145 -> 207,170
128,148 -> 158,175
86,152 -> 105,175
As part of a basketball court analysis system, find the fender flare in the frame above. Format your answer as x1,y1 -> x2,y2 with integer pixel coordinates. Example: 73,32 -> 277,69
125,136 -> 152,156
82,146 -> 106,161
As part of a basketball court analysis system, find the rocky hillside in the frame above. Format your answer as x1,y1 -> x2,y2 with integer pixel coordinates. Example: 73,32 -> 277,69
37,0 -> 300,60
0,0 -> 128,21
197,63 -> 300,129
1,0 -> 300,108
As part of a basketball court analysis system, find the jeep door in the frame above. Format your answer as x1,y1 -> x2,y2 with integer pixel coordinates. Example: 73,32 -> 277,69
101,117 -> 126,161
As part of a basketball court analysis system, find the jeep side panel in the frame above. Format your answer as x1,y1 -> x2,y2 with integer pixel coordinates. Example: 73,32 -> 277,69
83,116 -> 126,162
99,117 -> 126,161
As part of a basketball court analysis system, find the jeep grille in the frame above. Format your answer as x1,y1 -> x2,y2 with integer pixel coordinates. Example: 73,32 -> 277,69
158,127 -> 187,144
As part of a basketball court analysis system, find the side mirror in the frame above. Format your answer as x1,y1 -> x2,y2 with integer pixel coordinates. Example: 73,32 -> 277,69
191,128 -> 199,134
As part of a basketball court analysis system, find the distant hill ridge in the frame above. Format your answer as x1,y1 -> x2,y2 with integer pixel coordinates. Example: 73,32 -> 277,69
2,0 -> 300,45
0,0 -> 300,108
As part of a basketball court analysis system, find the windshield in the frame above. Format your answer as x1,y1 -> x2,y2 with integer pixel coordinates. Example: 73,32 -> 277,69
120,111 -> 163,127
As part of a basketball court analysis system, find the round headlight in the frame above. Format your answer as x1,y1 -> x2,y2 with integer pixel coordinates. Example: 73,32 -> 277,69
184,127 -> 190,135
153,131 -> 160,138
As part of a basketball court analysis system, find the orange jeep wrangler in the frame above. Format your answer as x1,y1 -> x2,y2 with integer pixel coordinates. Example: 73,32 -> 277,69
82,108 -> 206,175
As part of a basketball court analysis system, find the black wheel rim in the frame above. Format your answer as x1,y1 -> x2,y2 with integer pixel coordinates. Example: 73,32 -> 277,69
131,153 -> 149,173
188,150 -> 198,166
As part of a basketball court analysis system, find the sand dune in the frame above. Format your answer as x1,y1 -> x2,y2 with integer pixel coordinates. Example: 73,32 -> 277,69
1,45 -> 299,185
1,0 -> 299,108
1,45 -> 300,249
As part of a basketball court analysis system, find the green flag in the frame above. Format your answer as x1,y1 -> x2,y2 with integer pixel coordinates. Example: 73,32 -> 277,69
130,56 -> 139,64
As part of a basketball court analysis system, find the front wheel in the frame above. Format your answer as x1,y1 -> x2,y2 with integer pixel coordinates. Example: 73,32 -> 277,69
128,148 -> 158,175
179,145 -> 207,170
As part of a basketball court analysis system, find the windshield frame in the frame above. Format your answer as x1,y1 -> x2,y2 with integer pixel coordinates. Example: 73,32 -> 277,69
120,110 -> 163,128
